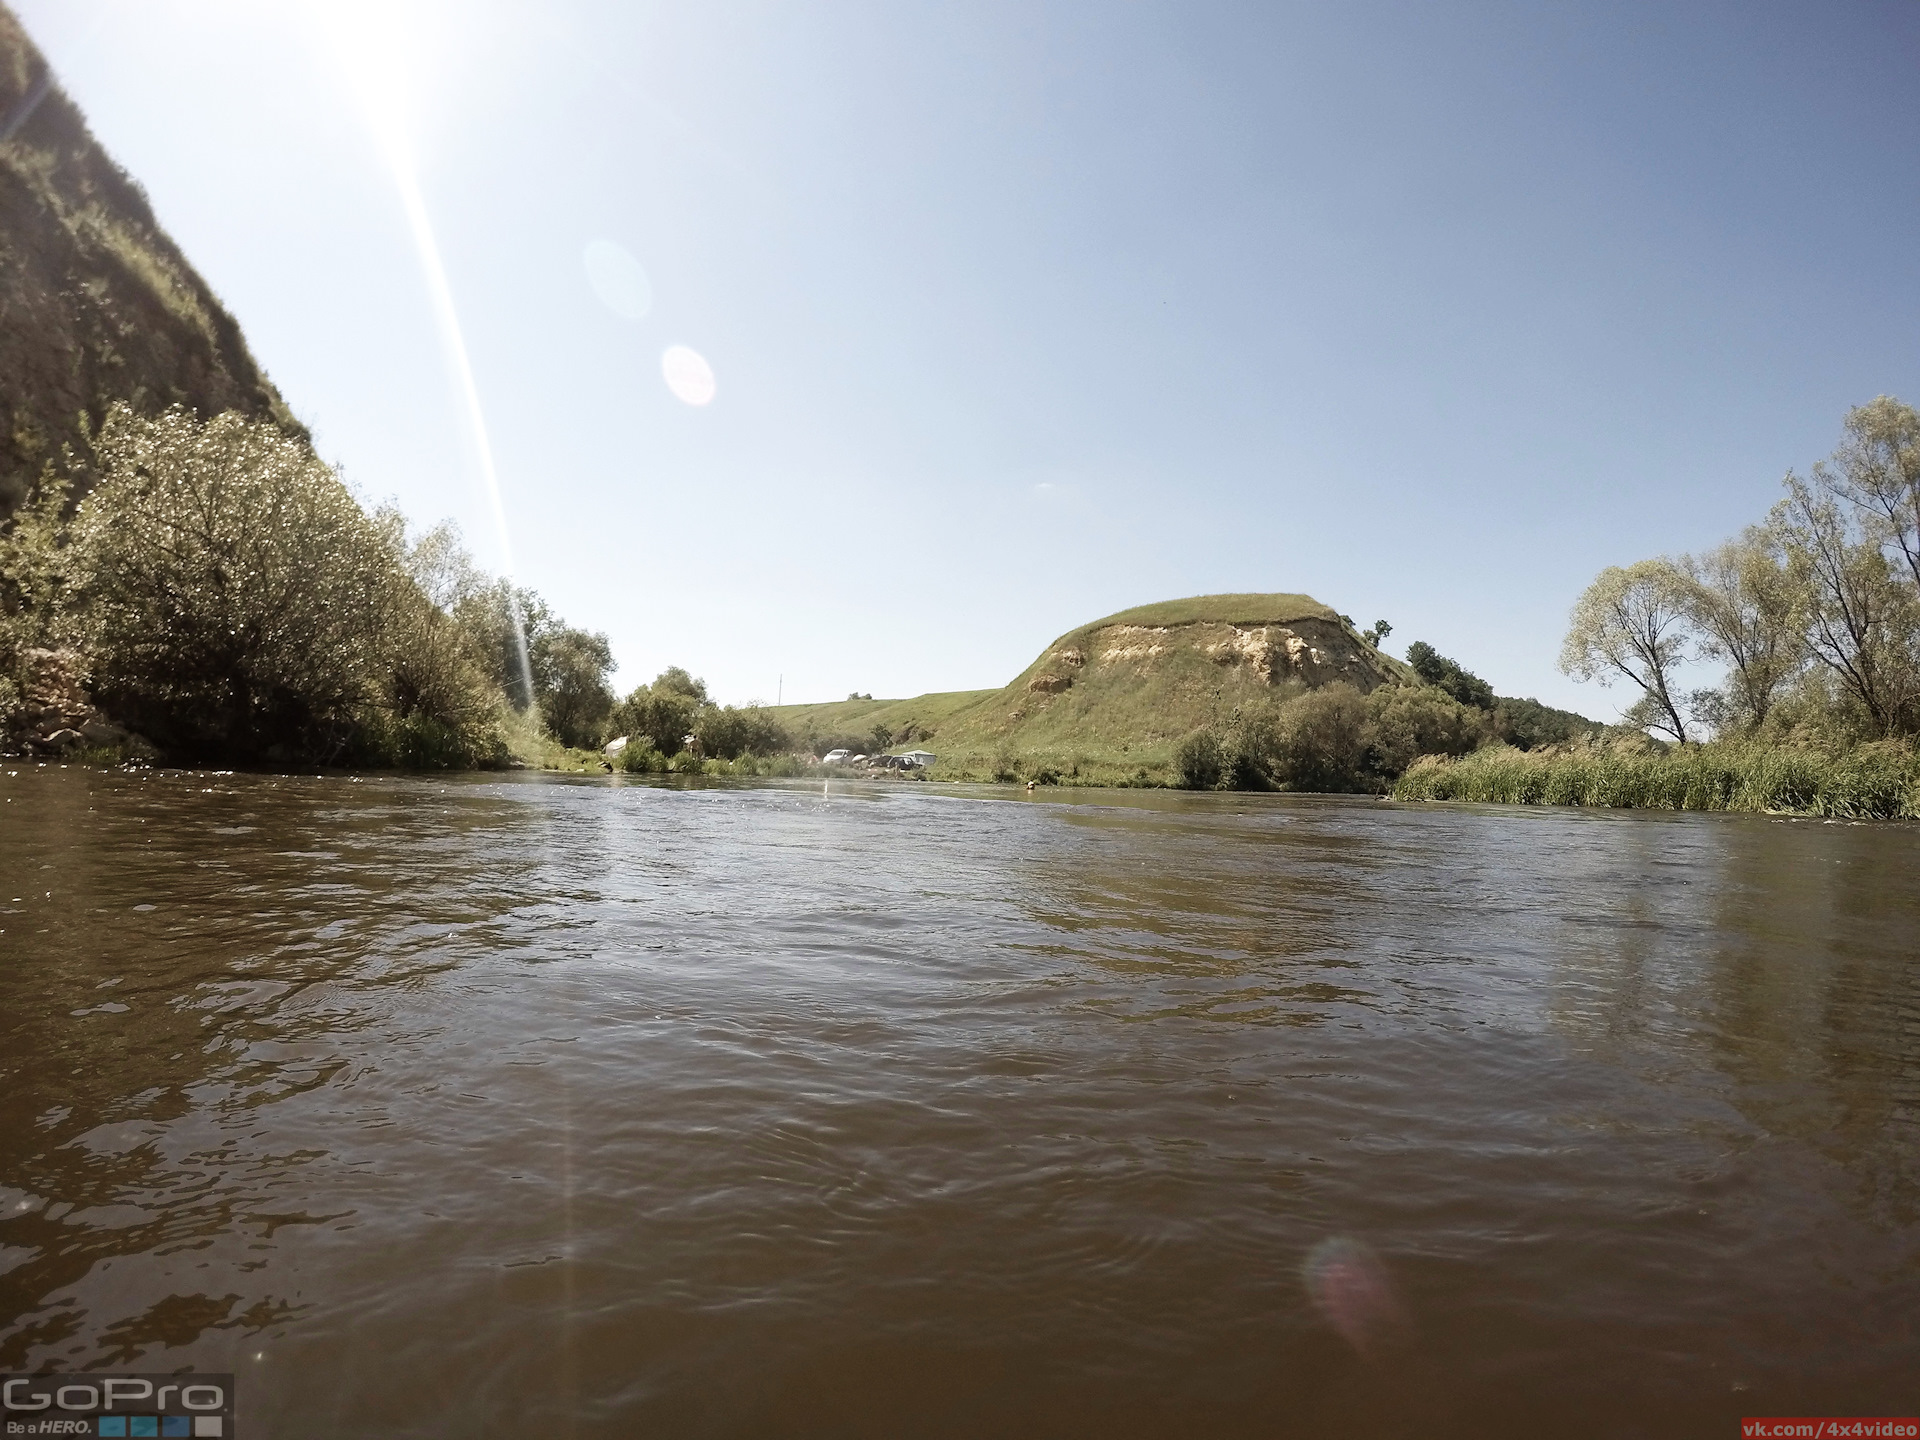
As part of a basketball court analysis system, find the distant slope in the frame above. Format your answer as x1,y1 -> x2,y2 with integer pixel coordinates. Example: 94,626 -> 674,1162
771,688 -> 997,752
0,3 -> 302,515
772,592 -> 1411,782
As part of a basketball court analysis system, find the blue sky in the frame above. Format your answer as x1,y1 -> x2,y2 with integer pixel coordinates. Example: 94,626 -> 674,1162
18,0 -> 1920,713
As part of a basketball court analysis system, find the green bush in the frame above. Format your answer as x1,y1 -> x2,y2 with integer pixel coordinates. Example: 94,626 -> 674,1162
617,744 -> 668,774
1174,728 -> 1224,789
695,702 -> 791,760
68,405 -> 502,765
1268,685 -> 1373,790
612,670 -> 708,758
1364,684 -> 1485,774
531,626 -> 615,749
1175,683 -> 1489,792
0,472 -> 72,699
1491,695 -> 1604,750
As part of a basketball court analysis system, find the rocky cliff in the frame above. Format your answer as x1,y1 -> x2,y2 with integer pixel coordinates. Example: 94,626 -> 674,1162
0,2 -> 301,516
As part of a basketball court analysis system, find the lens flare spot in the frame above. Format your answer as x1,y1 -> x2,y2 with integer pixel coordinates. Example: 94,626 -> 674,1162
582,239 -> 652,319
1304,1237 -> 1411,1360
662,345 -> 716,407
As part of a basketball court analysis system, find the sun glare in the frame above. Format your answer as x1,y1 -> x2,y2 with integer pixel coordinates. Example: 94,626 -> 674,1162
663,345 -> 717,406
307,0 -> 534,701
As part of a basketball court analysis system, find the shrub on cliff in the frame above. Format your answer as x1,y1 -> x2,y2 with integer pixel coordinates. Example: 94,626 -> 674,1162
1405,642 -> 1495,710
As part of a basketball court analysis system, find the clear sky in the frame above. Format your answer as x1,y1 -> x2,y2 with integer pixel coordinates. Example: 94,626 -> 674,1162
17,0 -> 1920,713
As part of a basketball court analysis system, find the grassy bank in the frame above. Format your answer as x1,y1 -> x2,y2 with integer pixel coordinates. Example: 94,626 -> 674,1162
1394,740 -> 1920,819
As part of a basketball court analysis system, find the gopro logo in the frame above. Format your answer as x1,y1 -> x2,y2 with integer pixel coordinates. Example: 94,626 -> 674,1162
2,1375 -> 233,1438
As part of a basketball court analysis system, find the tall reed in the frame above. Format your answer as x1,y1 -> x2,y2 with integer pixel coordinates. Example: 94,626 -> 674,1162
1393,741 -> 1920,819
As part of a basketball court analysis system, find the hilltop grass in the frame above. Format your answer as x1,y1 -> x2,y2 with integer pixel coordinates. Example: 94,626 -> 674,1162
1080,592 -> 1338,630
1394,740 -> 1920,819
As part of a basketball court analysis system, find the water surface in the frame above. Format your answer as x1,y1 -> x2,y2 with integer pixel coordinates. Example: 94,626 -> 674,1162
2,768 -> 1916,1437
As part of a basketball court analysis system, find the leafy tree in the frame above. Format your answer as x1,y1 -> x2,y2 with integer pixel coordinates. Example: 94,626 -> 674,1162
70,406 -> 424,761
1490,696 -> 1602,750
1674,522 -> 1804,732
0,471 -> 70,653
654,667 -> 710,703
451,579 -> 549,713
1174,726 -> 1225,789
1177,683 -> 1488,792
612,668 -> 710,755
1813,395 -> 1920,592
1268,684 -> 1373,790
1364,684 -> 1486,774
695,703 -> 791,759
415,527 -> 616,748
1777,475 -> 1919,736
1404,641 -> 1495,710
1363,619 -> 1393,647
532,625 -> 615,748
0,470 -> 72,728
1559,560 -> 1695,744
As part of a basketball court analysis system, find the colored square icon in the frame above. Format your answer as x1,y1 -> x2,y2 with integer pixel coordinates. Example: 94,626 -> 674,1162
161,1419 -> 192,1437
192,1419 -> 223,1438
130,1420 -> 160,1438
97,1421 -> 127,1438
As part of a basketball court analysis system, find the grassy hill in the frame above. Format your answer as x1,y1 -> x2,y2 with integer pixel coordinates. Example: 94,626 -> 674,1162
773,592 -> 1411,784
0,3 -> 301,516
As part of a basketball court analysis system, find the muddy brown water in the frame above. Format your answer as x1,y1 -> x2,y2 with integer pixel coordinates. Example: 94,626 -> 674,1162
1,767 -> 1916,1438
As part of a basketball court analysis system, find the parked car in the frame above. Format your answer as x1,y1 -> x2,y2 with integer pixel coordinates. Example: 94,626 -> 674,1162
821,749 -> 852,765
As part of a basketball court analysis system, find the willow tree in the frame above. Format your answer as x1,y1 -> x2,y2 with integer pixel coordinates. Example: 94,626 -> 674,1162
1560,559 -> 1694,743
1815,395 -> 1920,592
1675,522 -> 1804,732
1778,475 -> 1919,737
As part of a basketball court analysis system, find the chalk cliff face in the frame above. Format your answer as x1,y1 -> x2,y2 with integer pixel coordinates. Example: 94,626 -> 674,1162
1030,616 -> 1394,697
1005,597 -> 1403,734
0,2 -> 301,516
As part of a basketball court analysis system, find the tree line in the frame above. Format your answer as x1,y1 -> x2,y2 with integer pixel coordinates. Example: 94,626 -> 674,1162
1562,396 -> 1920,744
1174,645 -> 1599,792
0,404 -> 801,768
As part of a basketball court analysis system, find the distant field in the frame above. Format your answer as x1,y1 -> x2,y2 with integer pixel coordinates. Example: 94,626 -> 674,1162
769,689 -> 997,748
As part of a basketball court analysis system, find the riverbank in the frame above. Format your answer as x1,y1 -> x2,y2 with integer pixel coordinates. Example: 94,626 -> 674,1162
1393,738 -> 1920,819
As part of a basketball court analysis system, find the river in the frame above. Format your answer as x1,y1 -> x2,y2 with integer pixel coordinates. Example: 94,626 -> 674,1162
1,767 -> 1915,1437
